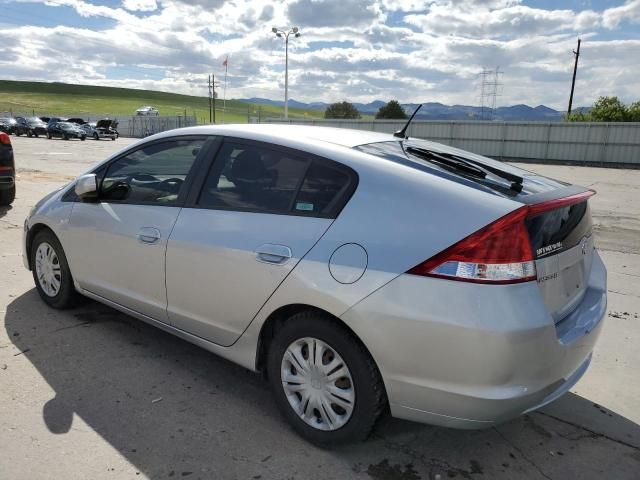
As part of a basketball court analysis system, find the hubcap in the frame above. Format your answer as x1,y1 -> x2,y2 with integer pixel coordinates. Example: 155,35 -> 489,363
35,242 -> 62,297
281,337 -> 355,431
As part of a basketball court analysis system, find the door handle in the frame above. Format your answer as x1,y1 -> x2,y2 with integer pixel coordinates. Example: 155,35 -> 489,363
137,227 -> 161,244
255,244 -> 292,265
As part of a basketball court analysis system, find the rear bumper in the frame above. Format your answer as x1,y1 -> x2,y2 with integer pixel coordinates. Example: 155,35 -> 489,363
0,173 -> 15,190
341,251 -> 607,429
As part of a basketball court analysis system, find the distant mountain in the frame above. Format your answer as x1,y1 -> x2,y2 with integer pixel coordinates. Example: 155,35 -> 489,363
237,97 -> 575,121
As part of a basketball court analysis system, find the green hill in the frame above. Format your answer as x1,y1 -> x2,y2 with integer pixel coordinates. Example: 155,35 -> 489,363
0,80 -> 324,123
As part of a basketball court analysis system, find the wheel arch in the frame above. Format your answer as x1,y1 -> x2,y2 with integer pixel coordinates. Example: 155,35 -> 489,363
255,303 -> 384,385
25,223 -> 57,270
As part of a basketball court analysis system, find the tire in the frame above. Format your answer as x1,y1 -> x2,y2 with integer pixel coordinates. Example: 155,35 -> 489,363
30,229 -> 79,309
266,311 -> 386,446
27,131 -> 32,138
35,133 -> 39,138
63,134 -> 69,141
0,185 -> 15,206
94,133 -> 99,140
111,137 -> 116,141
80,136 -> 86,141
47,133 -> 51,139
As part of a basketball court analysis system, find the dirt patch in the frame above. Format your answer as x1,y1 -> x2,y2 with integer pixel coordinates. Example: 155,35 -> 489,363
16,169 -> 74,183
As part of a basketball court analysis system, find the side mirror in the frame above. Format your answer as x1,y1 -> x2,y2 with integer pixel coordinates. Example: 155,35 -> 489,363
75,174 -> 98,201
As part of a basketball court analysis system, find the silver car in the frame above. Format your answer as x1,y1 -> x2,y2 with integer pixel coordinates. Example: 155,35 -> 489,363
23,125 -> 606,444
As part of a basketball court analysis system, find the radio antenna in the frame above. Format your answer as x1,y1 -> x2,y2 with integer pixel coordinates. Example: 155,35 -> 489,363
394,104 -> 422,139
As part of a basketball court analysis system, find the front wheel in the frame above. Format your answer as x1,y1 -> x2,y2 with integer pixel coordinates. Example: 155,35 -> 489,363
94,133 -> 99,140
63,134 -> 69,140
0,185 -> 15,206
267,311 -> 386,445
30,229 -> 79,309
47,133 -> 51,139
80,136 -> 85,141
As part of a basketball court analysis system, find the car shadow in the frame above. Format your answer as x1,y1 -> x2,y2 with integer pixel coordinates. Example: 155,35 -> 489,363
5,290 -> 640,479
0,205 -> 11,218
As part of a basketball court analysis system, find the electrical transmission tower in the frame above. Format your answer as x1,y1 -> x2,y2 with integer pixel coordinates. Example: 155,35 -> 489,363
479,67 -> 503,120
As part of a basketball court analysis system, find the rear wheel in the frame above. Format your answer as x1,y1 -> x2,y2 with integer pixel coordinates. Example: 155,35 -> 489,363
27,131 -> 33,138
47,133 -> 51,139
267,311 -> 386,445
80,136 -> 86,141
30,229 -> 79,309
0,185 -> 15,206
94,133 -> 99,140
63,134 -> 69,140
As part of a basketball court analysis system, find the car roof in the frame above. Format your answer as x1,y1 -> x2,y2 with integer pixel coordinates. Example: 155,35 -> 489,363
159,124 -> 396,149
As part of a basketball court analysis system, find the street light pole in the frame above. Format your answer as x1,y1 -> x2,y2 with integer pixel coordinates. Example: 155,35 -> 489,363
272,26 -> 300,120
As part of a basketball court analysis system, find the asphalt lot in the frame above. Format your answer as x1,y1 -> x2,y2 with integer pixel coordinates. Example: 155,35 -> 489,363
1,135 -> 639,480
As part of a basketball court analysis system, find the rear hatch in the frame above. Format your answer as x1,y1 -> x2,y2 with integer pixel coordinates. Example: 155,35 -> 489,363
526,194 -> 594,322
355,139 -> 595,322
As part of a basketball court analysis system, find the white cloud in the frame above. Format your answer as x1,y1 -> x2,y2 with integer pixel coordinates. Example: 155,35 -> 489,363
122,0 -> 157,12
602,0 -> 640,29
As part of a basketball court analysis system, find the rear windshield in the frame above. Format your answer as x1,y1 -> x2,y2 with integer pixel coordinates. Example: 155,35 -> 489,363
355,140 -> 566,199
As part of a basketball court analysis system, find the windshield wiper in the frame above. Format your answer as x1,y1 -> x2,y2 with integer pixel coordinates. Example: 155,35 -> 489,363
405,146 -> 486,179
405,146 -> 524,192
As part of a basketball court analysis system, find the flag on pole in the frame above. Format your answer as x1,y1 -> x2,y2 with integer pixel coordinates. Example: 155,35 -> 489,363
222,56 -> 228,123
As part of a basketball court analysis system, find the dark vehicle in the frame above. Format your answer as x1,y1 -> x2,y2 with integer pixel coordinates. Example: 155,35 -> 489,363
0,132 -> 15,205
39,117 -> 50,123
81,119 -> 118,140
47,121 -> 87,141
67,117 -> 86,125
0,118 -> 16,135
46,117 -> 67,128
15,117 -> 48,137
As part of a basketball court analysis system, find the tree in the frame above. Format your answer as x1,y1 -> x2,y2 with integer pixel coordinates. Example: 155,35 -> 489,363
626,101 -> 640,122
375,100 -> 408,119
589,96 -> 627,122
324,101 -> 361,119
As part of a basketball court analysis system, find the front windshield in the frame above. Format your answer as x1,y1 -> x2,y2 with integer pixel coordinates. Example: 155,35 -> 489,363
58,122 -> 75,129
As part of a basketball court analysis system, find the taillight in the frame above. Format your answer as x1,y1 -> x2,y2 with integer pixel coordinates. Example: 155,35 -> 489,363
0,132 -> 11,145
407,190 -> 595,284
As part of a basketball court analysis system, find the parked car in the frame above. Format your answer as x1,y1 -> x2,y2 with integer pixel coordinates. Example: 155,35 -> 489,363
81,119 -> 119,141
67,117 -> 87,125
136,105 -> 159,116
47,121 -> 87,141
23,125 -> 606,444
39,117 -> 51,124
0,131 -> 15,205
0,117 -> 16,135
46,117 -> 67,127
15,117 -> 48,137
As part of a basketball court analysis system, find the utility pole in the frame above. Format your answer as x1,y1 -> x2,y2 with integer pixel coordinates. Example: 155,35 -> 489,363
208,75 -> 213,123
567,38 -> 581,118
212,74 -> 217,124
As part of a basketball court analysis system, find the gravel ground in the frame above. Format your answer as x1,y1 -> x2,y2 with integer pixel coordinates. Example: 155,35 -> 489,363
1,135 -> 639,480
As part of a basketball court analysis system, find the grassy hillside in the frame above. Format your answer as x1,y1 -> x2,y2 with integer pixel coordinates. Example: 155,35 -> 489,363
0,80 -> 324,123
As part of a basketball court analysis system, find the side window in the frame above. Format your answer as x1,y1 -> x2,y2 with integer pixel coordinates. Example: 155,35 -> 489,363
293,161 -> 353,216
100,138 -> 205,205
198,142 -> 309,213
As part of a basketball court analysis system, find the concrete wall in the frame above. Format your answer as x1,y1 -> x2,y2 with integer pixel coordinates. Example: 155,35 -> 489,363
266,119 -> 640,168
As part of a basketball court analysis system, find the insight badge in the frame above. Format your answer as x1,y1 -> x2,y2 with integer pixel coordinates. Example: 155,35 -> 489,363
537,242 -> 563,257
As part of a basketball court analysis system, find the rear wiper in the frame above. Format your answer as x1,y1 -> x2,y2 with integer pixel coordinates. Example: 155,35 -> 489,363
405,146 -> 524,192
406,146 -> 486,179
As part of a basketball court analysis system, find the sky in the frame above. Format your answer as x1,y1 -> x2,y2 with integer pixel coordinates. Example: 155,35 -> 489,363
0,0 -> 638,108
